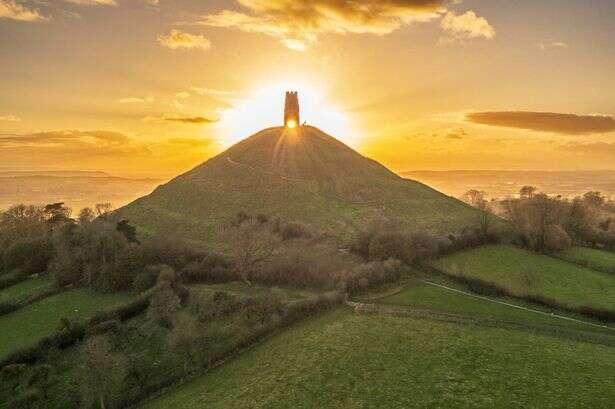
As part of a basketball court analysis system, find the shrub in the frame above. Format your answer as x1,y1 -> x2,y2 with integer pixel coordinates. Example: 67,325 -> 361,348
133,271 -> 157,293
278,222 -> 312,240
179,253 -> 233,284
367,232 -> 415,264
3,238 -> 52,275
545,225 -> 572,253
147,284 -> 181,327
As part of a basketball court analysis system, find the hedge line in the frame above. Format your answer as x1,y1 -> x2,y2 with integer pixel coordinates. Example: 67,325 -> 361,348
0,270 -> 29,291
426,265 -> 615,324
0,286 -> 63,317
120,292 -> 344,408
0,293 -> 151,368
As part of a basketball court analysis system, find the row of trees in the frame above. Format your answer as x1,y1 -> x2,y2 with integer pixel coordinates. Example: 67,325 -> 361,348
461,187 -> 615,253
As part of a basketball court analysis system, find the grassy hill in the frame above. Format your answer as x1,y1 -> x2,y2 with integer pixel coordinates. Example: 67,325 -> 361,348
433,245 -> 615,311
140,308 -> 615,409
114,126 -> 478,246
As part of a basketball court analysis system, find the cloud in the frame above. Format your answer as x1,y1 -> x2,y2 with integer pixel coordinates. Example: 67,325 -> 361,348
440,10 -> 495,42
0,114 -> 21,122
446,128 -> 466,139
64,0 -> 117,5
164,116 -> 217,124
196,0 -> 450,50
117,97 -> 155,104
537,40 -> 568,50
190,87 -> 236,97
0,129 -> 215,173
142,114 -> 218,124
466,111 -> 615,135
0,130 -> 130,147
175,91 -> 191,99
158,29 -> 212,50
559,142 -> 615,155
0,0 -> 46,21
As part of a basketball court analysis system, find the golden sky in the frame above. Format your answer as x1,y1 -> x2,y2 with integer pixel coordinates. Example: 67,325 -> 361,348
1,0 -> 615,177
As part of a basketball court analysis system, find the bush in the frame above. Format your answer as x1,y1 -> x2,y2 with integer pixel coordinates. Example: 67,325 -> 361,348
133,271 -> 157,293
3,238 -> 52,275
545,225 -> 572,253
179,253 -> 233,284
336,259 -> 403,294
278,222 -> 312,240
256,244 -> 353,289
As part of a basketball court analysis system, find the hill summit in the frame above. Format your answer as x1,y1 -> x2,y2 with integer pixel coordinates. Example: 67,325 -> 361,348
114,126 -> 478,244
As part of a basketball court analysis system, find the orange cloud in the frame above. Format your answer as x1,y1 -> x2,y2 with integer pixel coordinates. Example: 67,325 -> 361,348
440,11 -> 495,42
198,0 -> 451,50
0,114 -> 21,122
0,0 -> 46,21
466,112 -> 615,135
0,130 -> 216,177
64,0 -> 117,6
158,29 -> 212,50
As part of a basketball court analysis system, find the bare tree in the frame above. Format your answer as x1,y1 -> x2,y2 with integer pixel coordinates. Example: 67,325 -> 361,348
583,191 -> 605,208
95,203 -> 114,218
78,335 -> 126,409
462,190 -> 494,235
78,207 -> 96,224
225,218 -> 278,283
519,186 -> 537,199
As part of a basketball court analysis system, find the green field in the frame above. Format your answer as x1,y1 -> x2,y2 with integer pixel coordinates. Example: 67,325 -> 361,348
189,281 -> 318,301
141,308 -> 615,409
377,279 -> 613,334
433,245 -> 615,311
0,276 -> 53,304
559,246 -> 615,273
0,289 -> 130,360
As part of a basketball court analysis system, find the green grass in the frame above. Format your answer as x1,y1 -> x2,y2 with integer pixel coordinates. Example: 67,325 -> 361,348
558,246 -> 615,273
0,289 -> 130,360
377,278 -> 613,334
433,245 -> 615,311
141,308 -> 615,409
188,281 -> 318,301
0,275 -> 53,304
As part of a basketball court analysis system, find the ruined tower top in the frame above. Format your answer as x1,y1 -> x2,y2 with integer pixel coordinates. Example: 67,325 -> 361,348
284,91 -> 300,128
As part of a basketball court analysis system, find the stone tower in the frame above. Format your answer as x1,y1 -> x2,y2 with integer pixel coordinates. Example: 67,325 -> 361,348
284,91 -> 300,127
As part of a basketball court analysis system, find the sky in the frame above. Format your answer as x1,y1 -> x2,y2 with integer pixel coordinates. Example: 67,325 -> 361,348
1,0 -> 615,178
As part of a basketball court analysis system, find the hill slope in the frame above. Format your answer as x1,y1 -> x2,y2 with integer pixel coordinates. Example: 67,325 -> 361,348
114,126 -> 478,244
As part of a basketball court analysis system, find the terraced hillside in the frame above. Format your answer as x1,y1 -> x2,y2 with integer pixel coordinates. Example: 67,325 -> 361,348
114,126 -> 479,245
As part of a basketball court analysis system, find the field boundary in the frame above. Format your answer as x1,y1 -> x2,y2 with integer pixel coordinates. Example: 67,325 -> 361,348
425,264 -> 615,323
0,285 -> 63,317
417,279 -> 614,331
346,296 -> 615,347
551,251 -> 615,275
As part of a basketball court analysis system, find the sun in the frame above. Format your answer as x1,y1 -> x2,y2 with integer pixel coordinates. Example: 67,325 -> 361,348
216,81 -> 357,146
286,120 -> 297,129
